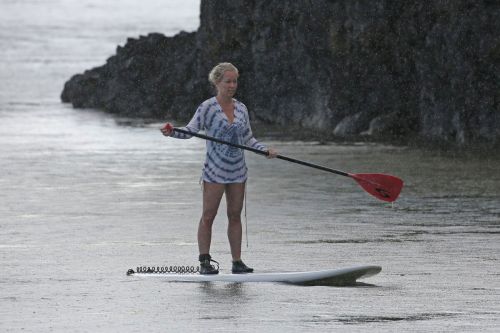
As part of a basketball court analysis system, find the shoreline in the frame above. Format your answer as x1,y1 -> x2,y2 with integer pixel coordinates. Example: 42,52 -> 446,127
64,105 -> 500,158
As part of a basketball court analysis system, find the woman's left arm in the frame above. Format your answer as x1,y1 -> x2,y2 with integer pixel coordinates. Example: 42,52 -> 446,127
242,106 -> 277,158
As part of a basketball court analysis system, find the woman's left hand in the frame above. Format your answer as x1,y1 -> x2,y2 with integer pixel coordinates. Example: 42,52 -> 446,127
266,148 -> 278,159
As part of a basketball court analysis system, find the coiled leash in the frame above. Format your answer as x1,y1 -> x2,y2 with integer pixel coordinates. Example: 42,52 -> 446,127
127,265 -> 201,275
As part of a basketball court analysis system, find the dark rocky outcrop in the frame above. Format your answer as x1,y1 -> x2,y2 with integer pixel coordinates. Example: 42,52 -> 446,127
61,0 -> 500,149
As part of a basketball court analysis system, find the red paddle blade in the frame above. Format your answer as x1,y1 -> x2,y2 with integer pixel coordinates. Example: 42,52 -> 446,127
349,173 -> 404,202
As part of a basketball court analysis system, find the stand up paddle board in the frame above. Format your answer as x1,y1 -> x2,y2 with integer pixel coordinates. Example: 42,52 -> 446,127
126,265 -> 381,286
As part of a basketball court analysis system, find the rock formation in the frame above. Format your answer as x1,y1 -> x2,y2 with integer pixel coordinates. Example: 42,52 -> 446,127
61,0 -> 500,149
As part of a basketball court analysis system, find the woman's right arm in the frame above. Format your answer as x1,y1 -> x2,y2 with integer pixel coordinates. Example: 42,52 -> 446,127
161,105 -> 205,139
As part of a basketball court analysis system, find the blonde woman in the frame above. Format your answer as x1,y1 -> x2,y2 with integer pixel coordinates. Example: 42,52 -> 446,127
161,63 -> 277,274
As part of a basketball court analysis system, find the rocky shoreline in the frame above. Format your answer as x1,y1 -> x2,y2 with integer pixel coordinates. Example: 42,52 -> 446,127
61,0 -> 500,150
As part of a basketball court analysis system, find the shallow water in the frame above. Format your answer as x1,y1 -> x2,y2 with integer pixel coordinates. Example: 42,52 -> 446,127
1,1 -> 500,332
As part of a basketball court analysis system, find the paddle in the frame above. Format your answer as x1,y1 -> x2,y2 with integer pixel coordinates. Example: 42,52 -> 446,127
166,126 -> 404,202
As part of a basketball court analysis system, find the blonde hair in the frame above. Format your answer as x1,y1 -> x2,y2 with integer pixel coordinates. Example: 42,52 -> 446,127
208,62 -> 239,86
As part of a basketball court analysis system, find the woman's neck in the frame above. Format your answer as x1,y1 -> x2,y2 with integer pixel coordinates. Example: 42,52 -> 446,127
216,95 -> 233,105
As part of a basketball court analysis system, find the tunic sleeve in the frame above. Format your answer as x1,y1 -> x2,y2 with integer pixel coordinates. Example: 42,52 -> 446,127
170,104 -> 206,139
242,106 -> 267,152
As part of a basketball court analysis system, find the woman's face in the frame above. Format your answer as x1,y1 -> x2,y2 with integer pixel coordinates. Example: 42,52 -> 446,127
216,70 -> 238,98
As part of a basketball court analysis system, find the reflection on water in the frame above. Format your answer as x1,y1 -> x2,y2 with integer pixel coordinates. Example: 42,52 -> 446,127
198,282 -> 246,300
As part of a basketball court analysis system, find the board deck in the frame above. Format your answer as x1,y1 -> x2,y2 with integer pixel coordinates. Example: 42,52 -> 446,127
127,265 -> 381,286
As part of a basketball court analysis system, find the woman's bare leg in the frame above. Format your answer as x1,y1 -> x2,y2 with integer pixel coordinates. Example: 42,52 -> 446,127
198,182 -> 225,255
225,182 -> 245,261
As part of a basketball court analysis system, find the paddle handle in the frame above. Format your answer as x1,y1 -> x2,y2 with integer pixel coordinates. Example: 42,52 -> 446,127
173,127 -> 267,155
172,127 -> 350,177
275,154 -> 349,177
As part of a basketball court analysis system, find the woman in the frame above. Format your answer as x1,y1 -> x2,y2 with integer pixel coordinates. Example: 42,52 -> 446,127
161,63 -> 277,274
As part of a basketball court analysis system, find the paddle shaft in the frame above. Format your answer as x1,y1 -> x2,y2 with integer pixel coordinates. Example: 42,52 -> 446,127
173,128 -> 350,177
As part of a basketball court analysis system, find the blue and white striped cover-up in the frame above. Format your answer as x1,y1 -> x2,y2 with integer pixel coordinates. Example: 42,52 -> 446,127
171,97 -> 267,184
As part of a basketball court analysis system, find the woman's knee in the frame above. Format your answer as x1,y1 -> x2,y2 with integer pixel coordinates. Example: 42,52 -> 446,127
227,210 -> 241,224
201,210 -> 217,225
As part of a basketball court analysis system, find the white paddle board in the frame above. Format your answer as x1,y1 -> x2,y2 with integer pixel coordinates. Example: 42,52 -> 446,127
127,265 -> 381,286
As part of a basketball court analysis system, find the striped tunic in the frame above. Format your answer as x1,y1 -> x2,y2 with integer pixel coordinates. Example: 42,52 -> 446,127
171,97 -> 267,183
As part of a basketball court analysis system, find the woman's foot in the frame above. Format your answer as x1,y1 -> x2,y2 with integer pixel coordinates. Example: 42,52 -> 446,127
232,260 -> 253,274
199,254 -> 219,275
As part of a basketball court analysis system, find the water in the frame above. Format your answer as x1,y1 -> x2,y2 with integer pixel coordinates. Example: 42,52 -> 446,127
1,1 -> 499,332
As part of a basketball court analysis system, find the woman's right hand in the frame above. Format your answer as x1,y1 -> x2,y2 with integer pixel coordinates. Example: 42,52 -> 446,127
266,148 -> 278,159
161,123 -> 174,136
